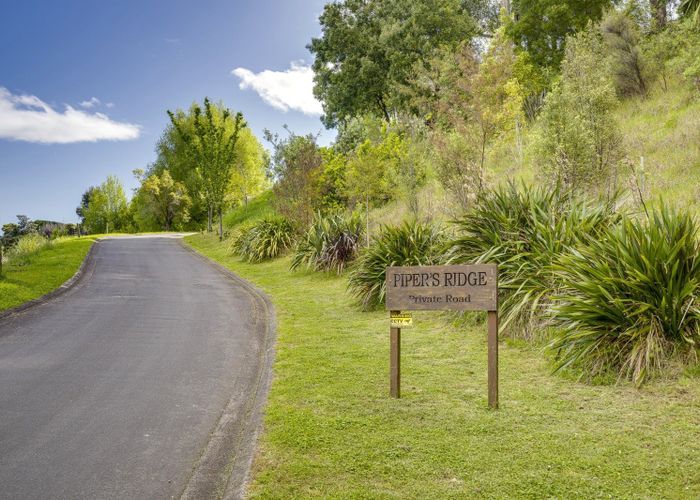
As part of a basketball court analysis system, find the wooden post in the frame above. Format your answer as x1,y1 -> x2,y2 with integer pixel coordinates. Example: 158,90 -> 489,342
390,310 -> 401,398
487,310 -> 499,409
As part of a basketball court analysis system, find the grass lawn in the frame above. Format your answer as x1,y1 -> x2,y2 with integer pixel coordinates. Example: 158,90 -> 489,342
0,237 -> 95,312
186,233 -> 700,499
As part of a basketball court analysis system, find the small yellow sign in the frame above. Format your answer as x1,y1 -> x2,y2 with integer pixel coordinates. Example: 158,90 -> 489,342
390,311 -> 413,328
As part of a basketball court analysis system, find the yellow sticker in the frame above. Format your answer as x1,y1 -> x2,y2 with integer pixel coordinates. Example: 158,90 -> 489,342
390,311 -> 413,328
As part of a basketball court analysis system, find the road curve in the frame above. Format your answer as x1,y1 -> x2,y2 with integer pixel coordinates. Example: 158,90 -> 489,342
0,236 -> 274,499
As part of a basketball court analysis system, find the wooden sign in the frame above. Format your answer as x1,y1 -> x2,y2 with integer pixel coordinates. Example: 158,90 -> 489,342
385,264 -> 499,409
386,265 -> 497,311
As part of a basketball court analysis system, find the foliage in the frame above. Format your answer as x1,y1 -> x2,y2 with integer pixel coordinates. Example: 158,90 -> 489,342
531,25 -> 623,194
230,217 -> 295,262
167,98 -> 246,237
291,212 -> 364,274
1,215 -> 37,248
643,18 -> 700,91
75,186 -> 97,226
308,0 -> 484,126
265,129 -> 323,227
551,205 -> 700,385
132,169 -> 191,231
680,0 -> 700,26
347,220 -> 445,310
344,127 -> 408,209
505,0 -> 613,71
448,182 -> 620,336
602,10 -> 650,97
6,233 -> 51,266
314,148 -> 348,213
83,176 -> 129,234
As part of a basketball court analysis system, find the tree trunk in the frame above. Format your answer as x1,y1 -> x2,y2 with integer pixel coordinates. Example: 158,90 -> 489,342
366,195 -> 370,248
650,0 -> 667,30
218,207 -> 224,242
207,205 -> 213,233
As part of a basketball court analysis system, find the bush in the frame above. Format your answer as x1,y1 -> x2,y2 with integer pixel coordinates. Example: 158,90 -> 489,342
447,182 -> 620,337
291,212 -> 363,274
8,234 -> 52,265
551,206 -> 700,385
348,221 -> 445,310
229,217 -> 294,262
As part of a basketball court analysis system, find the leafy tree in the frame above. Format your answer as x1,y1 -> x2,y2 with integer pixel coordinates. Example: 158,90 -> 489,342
133,170 -> 191,231
531,25 -> 623,194
505,0 -> 612,71
1,215 -> 37,248
229,127 -> 268,208
308,0 -> 484,127
83,176 -> 128,234
265,129 -> 323,227
76,186 -> 97,228
167,98 -> 246,240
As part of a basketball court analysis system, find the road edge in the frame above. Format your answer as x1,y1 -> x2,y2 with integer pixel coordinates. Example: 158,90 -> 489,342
178,238 -> 277,500
0,239 -> 100,323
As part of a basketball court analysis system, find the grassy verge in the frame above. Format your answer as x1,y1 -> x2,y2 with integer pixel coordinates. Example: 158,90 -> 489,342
186,233 -> 700,498
0,237 -> 95,312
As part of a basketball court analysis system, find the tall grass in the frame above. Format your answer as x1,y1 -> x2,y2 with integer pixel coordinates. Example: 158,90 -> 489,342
447,182 -> 620,337
229,217 -> 294,262
291,212 -> 363,274
7,234 -> 52,266
348,220 -> 445,310
551,205 -> 700,385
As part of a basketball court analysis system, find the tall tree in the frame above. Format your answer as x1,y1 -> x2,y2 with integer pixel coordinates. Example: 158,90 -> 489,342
133,170 -> 191,231
83,176 -> 128,234
506,0 -> 612,71
308,0 -> 484,127
167,98 -> 246,240
649,0 -> 667,30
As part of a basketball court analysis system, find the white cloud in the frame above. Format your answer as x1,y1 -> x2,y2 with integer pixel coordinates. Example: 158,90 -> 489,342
0,87 -> 140,144
79,96 -> 101,108
232,62 -> 323,116
105,102 -> 115,108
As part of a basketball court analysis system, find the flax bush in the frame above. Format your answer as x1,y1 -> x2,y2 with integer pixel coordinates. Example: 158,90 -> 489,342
551,206 -> 700,385
348,221 -> 445,311
448,182 -> 620,337
229,217 -> 294,262
291,212 -> 363,274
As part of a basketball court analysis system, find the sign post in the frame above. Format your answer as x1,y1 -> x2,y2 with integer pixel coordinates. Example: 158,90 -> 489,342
385,264 -> 499,409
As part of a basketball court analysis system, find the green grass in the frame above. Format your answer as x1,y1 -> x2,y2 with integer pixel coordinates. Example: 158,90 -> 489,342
0,237 -> 95,312
186,233 -> 700,499
223,191 -> 276,229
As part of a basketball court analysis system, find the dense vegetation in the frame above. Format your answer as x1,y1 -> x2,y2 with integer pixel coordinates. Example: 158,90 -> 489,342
201,0 -> 700,385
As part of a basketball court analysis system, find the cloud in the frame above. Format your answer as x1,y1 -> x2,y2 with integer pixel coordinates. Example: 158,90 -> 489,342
79,96 -> 101,108
232,62 -> 323,116
105,102 -> 115,108
0,87 -> 140,144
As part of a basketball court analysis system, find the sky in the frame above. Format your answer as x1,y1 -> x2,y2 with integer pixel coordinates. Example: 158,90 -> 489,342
0,0 -> 331,225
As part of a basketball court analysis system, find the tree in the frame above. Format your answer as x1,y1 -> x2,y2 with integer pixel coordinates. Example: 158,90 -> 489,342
83,176 -> 128,234
602,10 -> 650,97
308,0 -> 484,127
76,186 -> 97,228
531,25 -> 623,194
506,0 -> 612,71
133,170 -> 191,231
229,127 -> 268,208
265,129 -> 323,227
167,98 -> 246,241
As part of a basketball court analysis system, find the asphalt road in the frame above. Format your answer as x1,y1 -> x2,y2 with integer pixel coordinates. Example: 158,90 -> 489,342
0,236 -> 273,499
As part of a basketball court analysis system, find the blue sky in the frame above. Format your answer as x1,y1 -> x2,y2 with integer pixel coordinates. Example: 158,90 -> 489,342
0,0 -> 331,224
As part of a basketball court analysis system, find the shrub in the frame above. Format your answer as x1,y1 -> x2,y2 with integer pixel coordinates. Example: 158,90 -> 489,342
348,221 -> 445,310
551,206 -> 700,385
8,234 -> 52,265
447,182 -> 620,337
229,217 -> 294,262
291,212 -> 363,274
